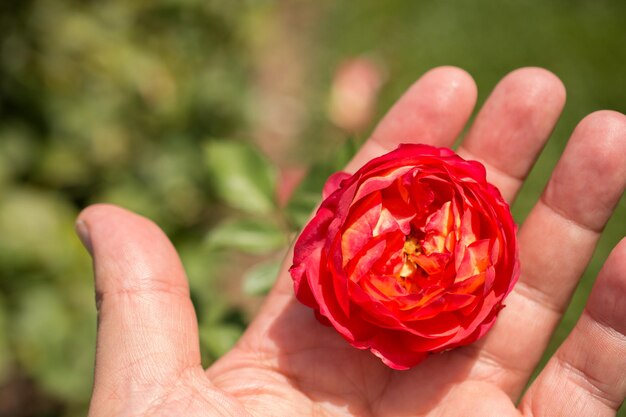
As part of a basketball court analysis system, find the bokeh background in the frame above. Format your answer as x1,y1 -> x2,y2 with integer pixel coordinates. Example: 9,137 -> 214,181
0,1 -> 625,415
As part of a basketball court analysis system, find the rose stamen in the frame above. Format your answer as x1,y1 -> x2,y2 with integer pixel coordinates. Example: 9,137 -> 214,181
399,236 -> 428,292
403,236 -> 421,256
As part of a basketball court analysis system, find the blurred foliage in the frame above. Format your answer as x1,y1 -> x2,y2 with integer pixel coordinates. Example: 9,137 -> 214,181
0,0 -> 624,416
206,217 -> 286,255
204,141 -> 277,214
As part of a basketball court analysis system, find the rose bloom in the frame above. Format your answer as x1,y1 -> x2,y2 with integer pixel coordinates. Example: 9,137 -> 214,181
290,144 -> 519,370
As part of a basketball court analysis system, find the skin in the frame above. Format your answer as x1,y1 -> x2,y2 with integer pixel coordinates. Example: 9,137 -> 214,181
76,67 -> 626,417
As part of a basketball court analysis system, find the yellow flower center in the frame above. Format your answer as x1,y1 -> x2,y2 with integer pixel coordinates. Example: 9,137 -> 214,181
399,236 -> 422,281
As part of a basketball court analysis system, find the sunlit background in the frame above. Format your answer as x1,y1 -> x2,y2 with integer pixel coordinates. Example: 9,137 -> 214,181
0,1 -> 624,416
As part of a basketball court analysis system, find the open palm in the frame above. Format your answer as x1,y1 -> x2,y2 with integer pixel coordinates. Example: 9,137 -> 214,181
78,67 -> 626,417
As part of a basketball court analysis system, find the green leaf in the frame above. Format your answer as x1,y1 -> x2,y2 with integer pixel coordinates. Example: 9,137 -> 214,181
0,188 -> 84,278
285,138 -> 359,229
11,286 -> 96,403
199,324 -> 243,359
204,140 -> 277,214
242,259 -> 281,295
206,218 -> 286,255
284,162 -> 333,230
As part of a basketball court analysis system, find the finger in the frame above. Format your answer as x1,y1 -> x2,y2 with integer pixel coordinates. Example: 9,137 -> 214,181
519,238 -> 626,417
464,110 -> 626,397
457,67 -> 566,203
76,204 -> 203,413
346,66 -> 477,172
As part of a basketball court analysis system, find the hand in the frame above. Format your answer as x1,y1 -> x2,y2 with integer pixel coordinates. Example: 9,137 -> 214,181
77,67 -> 626,417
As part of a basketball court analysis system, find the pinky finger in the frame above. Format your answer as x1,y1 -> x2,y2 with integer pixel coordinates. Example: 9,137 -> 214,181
519,238 -> 626,416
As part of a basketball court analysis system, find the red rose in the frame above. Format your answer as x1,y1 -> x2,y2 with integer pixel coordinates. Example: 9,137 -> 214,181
290,144 -> 519,370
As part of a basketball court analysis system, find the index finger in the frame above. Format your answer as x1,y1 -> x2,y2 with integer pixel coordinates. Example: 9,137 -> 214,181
346,66 -> 477,172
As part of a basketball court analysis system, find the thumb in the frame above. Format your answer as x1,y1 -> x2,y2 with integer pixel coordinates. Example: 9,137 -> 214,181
76,204 -> 202,415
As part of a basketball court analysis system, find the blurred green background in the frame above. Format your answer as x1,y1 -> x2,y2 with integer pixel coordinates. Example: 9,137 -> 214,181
0,0 -> 624,415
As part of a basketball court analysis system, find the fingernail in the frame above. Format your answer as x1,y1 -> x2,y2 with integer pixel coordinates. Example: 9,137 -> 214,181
75,219 -> 93,256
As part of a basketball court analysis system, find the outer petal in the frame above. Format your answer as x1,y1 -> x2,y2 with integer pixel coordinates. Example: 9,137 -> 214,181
323,171 -> 351,199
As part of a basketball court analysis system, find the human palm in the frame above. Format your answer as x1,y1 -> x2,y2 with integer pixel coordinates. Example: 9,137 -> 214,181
78,67 -> 626,417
